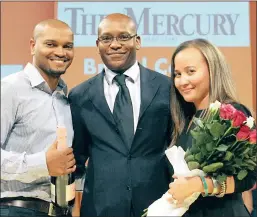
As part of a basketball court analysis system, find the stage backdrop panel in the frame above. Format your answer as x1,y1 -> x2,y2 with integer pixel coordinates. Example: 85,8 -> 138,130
57,2 -> 253,111
1,2 -> 254,112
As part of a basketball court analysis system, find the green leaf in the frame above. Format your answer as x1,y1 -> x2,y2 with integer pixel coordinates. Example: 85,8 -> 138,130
200,162 -> 207,168
191,130 -> 200,140
248,166 -> 255,171
203,162 -> 224,173
235,158 -> 243,166
245,159 -> 257,166
242,163 -> 249,167
204,134 -> 213,143
252,156 -> 257,162
200,146 -> 208,157
191,131 -> 203,145
191,130 -> 213,145
224,151 -> 233,161
227,167 -> 236,174
217,174 -> 227,183
184,149 -> 191,158
234,164 -> 241,169
216,144 -> 229,152
190,145 -> 200,154
195,152 -> 202,162
185,155 -> 195,162
206,142 -> 214,152
207,122 -> 226,138
241,148 -> 250,155
188,161 -> 200,170
245,154 -> 250,159
237,170 -> 248,180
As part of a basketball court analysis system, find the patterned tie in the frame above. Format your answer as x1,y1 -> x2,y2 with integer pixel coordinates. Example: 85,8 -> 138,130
113,74 -> 134,147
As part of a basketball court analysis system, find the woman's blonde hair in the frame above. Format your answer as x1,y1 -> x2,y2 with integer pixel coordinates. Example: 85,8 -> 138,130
170,38 -> 238,146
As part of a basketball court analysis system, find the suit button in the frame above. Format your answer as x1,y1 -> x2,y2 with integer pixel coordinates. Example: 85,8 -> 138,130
128,155 -> 131,160
126,185 -> 131,191
115,128 -> 119,133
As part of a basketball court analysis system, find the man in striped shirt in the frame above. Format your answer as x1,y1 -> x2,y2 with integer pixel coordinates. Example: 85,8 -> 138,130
1,19 -> 76,216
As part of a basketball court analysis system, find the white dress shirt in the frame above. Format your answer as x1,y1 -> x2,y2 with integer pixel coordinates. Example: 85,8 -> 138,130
103,61 -> 141,133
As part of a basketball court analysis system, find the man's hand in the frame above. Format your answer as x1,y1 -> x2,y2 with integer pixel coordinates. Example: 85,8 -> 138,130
46,141 -> 76,176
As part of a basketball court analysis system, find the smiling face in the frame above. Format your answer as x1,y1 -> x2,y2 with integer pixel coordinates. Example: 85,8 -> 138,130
174,47 -> 210,110
96,14 -> 141,73
30,24 -> 74,78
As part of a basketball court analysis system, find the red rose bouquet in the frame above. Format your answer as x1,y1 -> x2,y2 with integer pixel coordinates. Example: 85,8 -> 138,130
144,101 -> 256,217
185,101 -> 257,183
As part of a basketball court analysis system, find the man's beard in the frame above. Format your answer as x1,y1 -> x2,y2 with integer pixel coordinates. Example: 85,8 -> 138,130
44,68 -> 66,78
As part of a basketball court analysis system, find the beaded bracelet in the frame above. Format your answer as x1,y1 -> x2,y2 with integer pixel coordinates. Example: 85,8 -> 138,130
199,176 -> 209,197
216,180 -> 227,198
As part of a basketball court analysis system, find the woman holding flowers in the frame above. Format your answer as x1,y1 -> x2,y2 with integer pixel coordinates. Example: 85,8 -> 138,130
168,38 -> 256,217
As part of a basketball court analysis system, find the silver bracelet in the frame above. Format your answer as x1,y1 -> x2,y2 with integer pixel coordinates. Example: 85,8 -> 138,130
210,177 -> 219,196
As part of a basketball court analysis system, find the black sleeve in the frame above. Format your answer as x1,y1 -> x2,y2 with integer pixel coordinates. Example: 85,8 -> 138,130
232,103 -> 257,192
69,95 -> 90,180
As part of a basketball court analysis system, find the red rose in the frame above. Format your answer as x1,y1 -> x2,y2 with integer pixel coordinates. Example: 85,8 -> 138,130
236,125 -> 251,141
249,130 -> 256,144
232,110 -> 247,127
220,104 -> 236,120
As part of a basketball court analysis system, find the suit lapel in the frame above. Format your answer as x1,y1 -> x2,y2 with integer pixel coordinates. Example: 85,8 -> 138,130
87,66 -> 160,148
138,64 -> 160,121
87,72 -> 116,127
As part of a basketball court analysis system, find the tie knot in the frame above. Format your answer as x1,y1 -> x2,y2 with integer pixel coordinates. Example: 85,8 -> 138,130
114,74 -> 126,86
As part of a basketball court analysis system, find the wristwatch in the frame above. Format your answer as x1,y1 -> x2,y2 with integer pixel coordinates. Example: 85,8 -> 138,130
215,180 -> 227,198
210,177 -> 219,196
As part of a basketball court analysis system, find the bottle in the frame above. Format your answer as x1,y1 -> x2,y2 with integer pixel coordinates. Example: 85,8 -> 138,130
50,126 -> 75,208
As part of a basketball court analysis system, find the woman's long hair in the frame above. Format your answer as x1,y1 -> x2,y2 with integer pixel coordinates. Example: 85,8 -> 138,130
170,38 -> 238,146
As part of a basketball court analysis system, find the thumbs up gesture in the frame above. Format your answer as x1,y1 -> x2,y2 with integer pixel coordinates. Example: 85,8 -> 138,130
46,130 -> 76,176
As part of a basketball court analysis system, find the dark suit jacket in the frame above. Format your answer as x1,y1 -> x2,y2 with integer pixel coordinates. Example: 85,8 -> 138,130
68,64 -> 172,217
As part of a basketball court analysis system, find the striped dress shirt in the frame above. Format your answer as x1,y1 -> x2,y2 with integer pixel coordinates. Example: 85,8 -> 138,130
1,63 -> 74,202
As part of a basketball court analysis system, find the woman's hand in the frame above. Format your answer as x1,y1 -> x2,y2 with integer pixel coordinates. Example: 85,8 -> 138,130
167,175 -> 202,206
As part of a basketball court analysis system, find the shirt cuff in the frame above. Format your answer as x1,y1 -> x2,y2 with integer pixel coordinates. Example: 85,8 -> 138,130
26,151 -> 49,179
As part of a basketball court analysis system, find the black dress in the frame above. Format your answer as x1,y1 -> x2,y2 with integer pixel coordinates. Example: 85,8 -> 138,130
176,104 -> 256,217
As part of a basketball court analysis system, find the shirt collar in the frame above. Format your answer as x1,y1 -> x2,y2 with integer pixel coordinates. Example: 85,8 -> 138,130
56,78 -> 68,97
104,61 -> 140,85
24,63 -> 68,96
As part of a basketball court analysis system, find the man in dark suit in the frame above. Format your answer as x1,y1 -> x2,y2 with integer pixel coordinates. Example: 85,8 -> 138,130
69,13 -> 172,217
